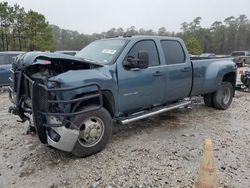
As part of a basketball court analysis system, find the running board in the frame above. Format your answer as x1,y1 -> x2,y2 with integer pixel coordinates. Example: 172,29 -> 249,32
117,100 -> 191,125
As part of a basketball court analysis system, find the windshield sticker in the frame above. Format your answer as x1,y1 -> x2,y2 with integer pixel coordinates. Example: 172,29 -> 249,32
102,49 -> 117,55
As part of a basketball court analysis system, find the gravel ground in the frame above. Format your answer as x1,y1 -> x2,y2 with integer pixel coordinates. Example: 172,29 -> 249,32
0,90 -> 250,188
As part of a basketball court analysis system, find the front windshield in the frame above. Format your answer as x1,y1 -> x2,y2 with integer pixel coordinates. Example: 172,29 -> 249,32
76,39 -> 127,65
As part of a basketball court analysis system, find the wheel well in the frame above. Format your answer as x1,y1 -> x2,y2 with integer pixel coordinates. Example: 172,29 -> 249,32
102,90 -> 115,117
71,90 -> 115,117
222,72 -> 236,94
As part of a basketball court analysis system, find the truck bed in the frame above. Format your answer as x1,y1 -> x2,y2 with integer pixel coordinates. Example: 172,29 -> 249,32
191,58 -> 235,96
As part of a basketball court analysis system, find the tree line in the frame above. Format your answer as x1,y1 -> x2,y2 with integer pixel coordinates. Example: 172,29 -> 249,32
53,15 -> 250,55
1,1 -> 250,55
178,16 -> 250,54
0,1 -> 53,51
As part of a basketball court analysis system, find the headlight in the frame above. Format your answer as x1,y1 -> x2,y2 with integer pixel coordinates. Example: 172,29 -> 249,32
47,80 -> 59,88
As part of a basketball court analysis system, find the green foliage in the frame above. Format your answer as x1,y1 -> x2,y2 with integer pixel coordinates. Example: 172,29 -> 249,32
186,35 -> 203,55
51,25 -> 97,50
179,16 -> 250,54
24,10 -> 53,51
0,1 -> 54,51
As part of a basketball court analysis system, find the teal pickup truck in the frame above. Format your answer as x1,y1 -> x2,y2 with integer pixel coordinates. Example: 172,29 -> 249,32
9,36 -> 236,157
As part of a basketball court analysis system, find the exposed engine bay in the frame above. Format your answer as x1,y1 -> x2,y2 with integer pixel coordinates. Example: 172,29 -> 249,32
26,58 -> 98,85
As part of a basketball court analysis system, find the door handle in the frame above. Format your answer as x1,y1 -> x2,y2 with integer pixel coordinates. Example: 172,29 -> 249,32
153,71 -> 162,76
181,67 -> 191,72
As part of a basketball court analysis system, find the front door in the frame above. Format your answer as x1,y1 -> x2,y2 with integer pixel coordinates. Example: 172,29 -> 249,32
117,40 -> 165,114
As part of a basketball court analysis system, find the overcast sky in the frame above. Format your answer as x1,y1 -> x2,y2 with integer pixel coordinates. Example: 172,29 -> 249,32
6,0 -> 250,34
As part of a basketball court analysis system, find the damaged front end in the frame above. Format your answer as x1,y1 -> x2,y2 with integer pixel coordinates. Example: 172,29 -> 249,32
9,52 -> 103,152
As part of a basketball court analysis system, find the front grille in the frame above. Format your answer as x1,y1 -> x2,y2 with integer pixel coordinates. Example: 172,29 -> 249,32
11,71 -> 103,128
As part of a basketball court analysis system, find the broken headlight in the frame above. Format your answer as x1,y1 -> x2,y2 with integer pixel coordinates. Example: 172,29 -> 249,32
47,80 -> 59,88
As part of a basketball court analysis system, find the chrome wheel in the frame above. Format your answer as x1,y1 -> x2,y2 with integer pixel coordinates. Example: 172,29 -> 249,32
78,116 -> 104,147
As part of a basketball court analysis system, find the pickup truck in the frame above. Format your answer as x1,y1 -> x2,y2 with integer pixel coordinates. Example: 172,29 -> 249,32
9,36 -> 237,157
231,51 -> 250,67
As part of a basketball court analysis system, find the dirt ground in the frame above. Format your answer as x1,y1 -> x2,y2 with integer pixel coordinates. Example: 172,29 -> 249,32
0,90 -> 250,188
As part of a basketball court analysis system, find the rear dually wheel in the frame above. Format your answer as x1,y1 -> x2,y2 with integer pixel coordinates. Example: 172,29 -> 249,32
213,82 -> 233,110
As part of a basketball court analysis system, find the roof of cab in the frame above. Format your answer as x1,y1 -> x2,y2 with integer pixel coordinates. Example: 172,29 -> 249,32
101,35 -> 182,42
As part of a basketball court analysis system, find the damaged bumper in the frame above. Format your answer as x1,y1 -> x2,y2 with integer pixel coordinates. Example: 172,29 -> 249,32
47,126 -> 79,152
9,70 -> 103,152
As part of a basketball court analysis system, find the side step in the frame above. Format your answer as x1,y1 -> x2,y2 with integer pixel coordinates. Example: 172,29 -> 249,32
117,100 -> 191,125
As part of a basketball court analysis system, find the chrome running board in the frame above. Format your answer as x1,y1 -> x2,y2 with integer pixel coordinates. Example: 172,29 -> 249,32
118,100 -> 191,125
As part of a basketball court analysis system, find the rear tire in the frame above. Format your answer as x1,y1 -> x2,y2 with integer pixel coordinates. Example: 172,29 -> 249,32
213,82 -> 233,110
72,107 -> 113,157
203,93 -> 214,107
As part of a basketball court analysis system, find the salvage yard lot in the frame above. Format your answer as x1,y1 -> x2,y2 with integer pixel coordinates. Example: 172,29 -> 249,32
0,91 -> 249,188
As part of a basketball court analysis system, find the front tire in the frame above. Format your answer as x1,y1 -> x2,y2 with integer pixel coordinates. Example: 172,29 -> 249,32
213,82 -> 233,110
72,107 -> 113,157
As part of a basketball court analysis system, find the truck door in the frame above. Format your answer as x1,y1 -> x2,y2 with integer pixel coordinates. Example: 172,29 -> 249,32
117,40 -> 165,114
160,40 -> 192,102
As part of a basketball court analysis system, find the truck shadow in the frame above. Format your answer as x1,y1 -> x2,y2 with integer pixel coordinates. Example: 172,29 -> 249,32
112,108 -> 193,138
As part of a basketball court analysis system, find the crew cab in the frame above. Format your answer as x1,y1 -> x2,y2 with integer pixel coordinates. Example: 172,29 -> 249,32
9,36 -> 237,157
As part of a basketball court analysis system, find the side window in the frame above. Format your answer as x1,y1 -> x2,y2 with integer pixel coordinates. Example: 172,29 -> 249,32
8,54 -> 18,64
127,40 -> 160,67
0,55 -> 6,65
161,40 -> 185,65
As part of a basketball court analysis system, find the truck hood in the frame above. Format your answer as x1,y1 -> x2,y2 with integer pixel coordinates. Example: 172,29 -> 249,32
13,51 -> 103,70
48,66 -> 117,101
50,66 -> 115,89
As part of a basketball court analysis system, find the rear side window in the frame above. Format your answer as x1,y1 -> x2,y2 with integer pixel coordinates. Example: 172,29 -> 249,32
0,55 -> 5,65
7,54 -> 18,64
231,52 -> 245,57
161,40 -> 185,65
0,54 -> 18,65
127,40 -> 160,67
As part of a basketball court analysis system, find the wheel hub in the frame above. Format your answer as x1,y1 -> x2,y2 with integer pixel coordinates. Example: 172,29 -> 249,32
78,117 -> 104,147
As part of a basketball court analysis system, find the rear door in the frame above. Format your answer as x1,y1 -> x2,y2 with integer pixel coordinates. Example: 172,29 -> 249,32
160,40 -> 192,102
117,40 -> 165,114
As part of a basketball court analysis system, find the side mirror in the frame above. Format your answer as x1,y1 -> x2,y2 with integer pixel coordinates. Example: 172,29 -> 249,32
123,50 -> 149,69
